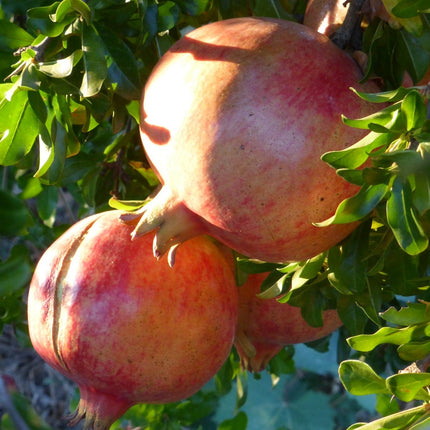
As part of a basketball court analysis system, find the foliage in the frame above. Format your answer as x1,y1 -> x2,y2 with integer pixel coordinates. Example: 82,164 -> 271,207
1,0 -> 430,429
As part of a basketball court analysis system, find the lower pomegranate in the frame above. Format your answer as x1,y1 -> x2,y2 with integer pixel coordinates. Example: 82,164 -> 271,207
234,273 -> 342,372
27,210 -> 238,429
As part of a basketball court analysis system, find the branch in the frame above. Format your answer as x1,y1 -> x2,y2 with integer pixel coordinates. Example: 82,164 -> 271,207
331,0 -> 366,49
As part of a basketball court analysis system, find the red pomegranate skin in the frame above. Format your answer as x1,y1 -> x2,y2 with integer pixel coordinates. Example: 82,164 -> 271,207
126,17 -> 382,264
27,210 -> 238,429
234,273 -> 342,372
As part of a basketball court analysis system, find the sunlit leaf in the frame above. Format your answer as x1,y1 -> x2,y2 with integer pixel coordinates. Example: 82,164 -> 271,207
0,20 -> 34,50
316,183 -> 389,226
339,360 -> 388,395
381,302 -> 430,326
351,86 -> 414,103
80,23 -> 107,97
400,90 -> 427,130
52,0 -> 91,25
347,324 -> 430,352
346,405 -> 428,430
342,104 -> 401,130
386,176 -> 428,255
290,253 -> 325,291
27,3 -> 76,37
36,53 -> 75,78
386,373 -> 430,402
321,131 -> 395,170
0,90 -> 39,165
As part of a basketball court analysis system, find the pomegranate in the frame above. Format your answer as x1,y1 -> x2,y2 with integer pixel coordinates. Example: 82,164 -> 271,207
234,272 -> 342,372
27,210 -> 238,429
304,0 -> 349,36
123,17 -> 381,265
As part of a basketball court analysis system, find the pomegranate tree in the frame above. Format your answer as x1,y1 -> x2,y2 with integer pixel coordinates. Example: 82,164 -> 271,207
122,17 -> 382,265
235,273 -> 342,373
27,210 -> 238,429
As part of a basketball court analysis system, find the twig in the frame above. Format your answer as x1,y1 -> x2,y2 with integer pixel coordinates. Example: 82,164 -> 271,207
0,376 -> 31,430
331,0 -> 366,49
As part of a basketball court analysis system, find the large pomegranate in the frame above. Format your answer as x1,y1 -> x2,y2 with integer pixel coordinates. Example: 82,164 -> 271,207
234,272 -> 342,372
27,210 -> 238,429
123,17 -> 381,264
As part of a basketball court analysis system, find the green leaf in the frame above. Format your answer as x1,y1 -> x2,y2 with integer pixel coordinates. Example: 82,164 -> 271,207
339,360 -> 388,395
351,86 -> 415,103
342,104 -> 402,131
386,373 -> 430,402
400,90 -> 427,131
413,171 -> 430,214
0,245 -> 33,296
398,339 -> 430,361
392,0 -> 430,18
386,176 -> 428,255
347,324 -> 430,352
218,411 -> 248,430
36,186 -> 58,227
337,295 -> 368,335
96,23 -> 141,100
0,190 -> 30,236
0,90 -> 39,165
36,52 -> 75,78
321,131 -> 395,170
257,272 -> 289,299
0,20 -> 34,50
27,3 -> 76,37
316,183 -> 389,226
381,302 -> 430,326
397,29 -> 430,82
290,253 -> 325,291
80,24 -> 107,97
157,1 -> 181,32
346,405 -> 428,430
174,0 -> 210,15
52,0 -> 91,25
327,223 -> 369,294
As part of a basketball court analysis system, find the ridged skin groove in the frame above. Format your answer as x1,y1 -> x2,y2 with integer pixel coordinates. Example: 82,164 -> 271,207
51,217 -> 98,373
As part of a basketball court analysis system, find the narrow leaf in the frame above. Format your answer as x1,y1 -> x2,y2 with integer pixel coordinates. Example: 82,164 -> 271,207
321,131 -> 395,170
80,24 -> 107,97
315,183 -> 389,226
386,177 -> 428,255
